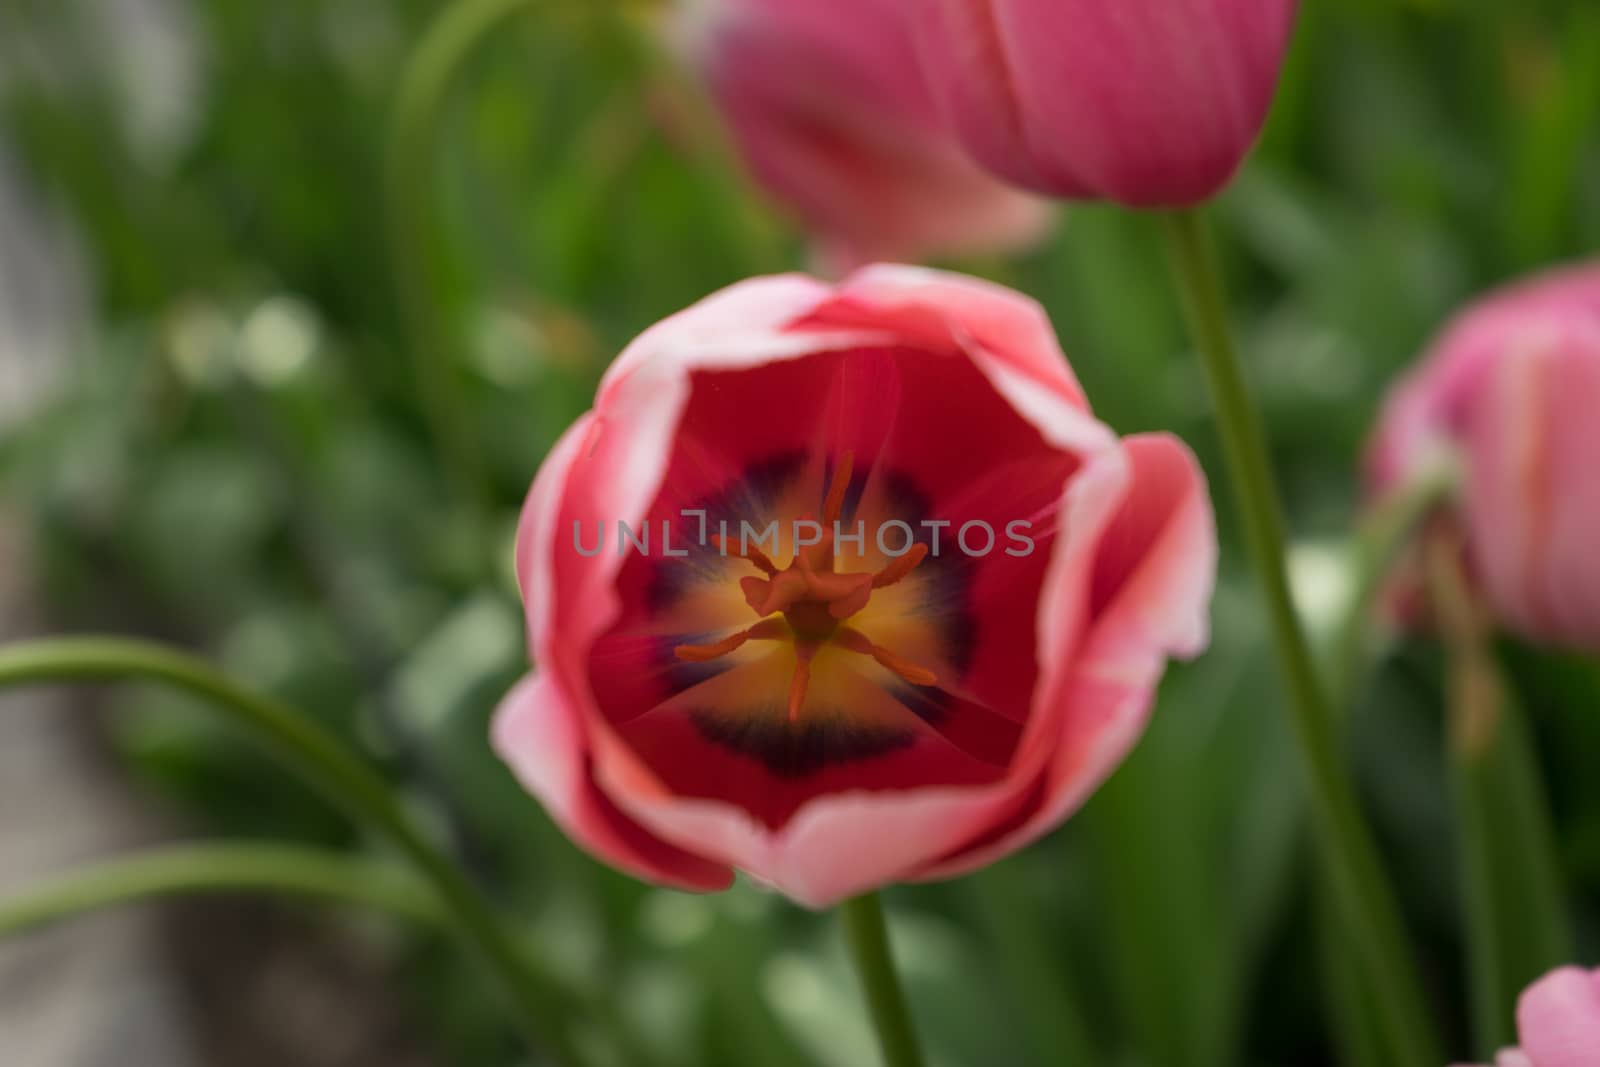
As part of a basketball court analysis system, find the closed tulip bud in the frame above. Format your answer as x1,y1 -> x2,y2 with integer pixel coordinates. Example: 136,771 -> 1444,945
678,0 -> 1053,270
1368,264 -> 1600,652
1454,966 -> 1600,1067
911,0 -> 1300,205
494,267 -> 1216,905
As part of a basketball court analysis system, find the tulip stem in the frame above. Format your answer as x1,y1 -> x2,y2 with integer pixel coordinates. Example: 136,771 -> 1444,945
840,893 -> 926,1067
1159,209 -> 1441,1067
0,637 -> 587,1067
1329,452 -> 1460,710
0,843 -> 444,938
1424,530 -> 1572,1058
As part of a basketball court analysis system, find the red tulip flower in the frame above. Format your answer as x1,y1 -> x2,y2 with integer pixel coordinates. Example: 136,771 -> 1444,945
679,0 -> 1052,270
494,267 -> 1215,905
1369,264 -> 1600,651
1455,966 -> 1600,1067
911,0 -> 1300,205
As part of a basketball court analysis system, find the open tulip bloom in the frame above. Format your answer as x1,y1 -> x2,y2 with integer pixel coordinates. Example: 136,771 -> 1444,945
493,266 -> 1216,905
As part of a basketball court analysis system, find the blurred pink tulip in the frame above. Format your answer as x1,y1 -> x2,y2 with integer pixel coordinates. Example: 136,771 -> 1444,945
1368,263 -> 1600,651
678,0 -> 1053,271
911,0 -> 1300,205
1455,966 -> 1600,1067
493,266 -> 1216,905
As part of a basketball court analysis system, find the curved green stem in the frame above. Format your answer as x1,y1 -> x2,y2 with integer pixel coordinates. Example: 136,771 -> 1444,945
839,893 -> 926,1067
0,637 -> 583,1066
385,0 -> 546,525
1159,209 -> 1441,1067
0,843 -> 442,938
1329,454 -> 1460,709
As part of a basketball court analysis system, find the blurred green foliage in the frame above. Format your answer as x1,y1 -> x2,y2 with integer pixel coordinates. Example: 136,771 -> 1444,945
4,1 -> 1600,1065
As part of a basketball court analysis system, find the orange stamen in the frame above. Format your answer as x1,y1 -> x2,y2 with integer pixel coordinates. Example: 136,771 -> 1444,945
712,534 -> 779,576
870,645 -> 938,688
674,630 -> 751,662
836,626 -> 938,687
872,543 -> 929,589
674,619 -> 784,663
787,654 -> 812,723
822,451 -> 854,527
785,641 -> 821,723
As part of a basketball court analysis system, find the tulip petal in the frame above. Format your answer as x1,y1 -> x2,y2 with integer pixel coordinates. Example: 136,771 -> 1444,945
916,433 -> 1215,878
683,0 -> 1053,267
1517,966 -> 1600,1067
491,673 -> 734,890
1465,321 -> 1600,648
915,0 -> 1298,204
803,264 -> 1094,417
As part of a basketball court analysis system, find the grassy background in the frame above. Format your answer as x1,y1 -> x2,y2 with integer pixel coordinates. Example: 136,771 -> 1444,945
4,1 -> 1600,1064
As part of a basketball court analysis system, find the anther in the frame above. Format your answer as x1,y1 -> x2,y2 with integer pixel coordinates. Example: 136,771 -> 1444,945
674,619 -> 785,663
870,645 -> 938,687
712,534 -> 779,576
872,543 -> 929,589
674,631 -> 751,662
836,627 -> 938,688
787,644 -> 817,723
822,451 -> 854,527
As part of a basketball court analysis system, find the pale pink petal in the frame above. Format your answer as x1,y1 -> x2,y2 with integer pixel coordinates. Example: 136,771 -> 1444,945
1457,319 -> 1600,650
805,264 -> 1095,419
1517,966 -> 1600,1067
918,433 -> 1216,877
491,673 -> 733,890
1368,260 -> 1600,498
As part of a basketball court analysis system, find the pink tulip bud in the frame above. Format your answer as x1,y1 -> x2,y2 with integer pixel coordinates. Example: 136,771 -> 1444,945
678,0 -> 1053,270
1454,966 -> 1600,1067
1368,264 -> 1600,652
910,0 -> 1300,205
493,267 -> 1216,905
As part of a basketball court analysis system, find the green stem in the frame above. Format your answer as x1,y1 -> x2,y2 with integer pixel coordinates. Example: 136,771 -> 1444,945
385,0 -> 544,525
839,893 -> 926,1067
1425,534 -> 1572,1057
1159,209 -> 1441,1067
1329,454 -> 1460,709
0,637 -> 584,1067
0,843 -> 442,937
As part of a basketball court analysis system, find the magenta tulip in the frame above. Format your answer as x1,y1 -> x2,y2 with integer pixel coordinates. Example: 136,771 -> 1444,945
1455,966 -> 1600,1067
493,266 -> 1216,905
1368,263 -> 1600,651
911,0 -> 1300,205
679,0 -> 1052,270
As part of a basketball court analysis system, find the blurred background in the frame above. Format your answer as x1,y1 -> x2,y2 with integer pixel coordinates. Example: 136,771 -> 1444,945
3,1 -> 1600,1064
